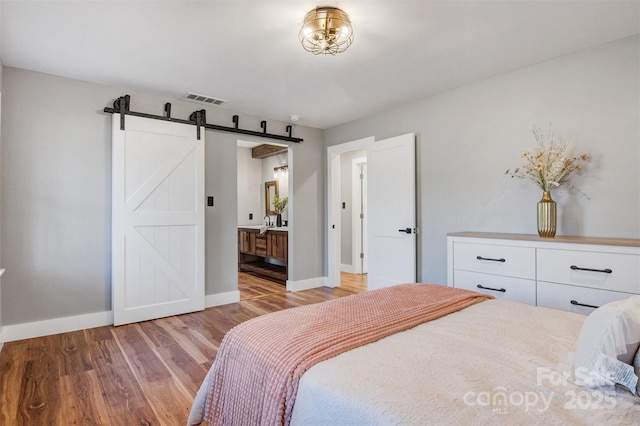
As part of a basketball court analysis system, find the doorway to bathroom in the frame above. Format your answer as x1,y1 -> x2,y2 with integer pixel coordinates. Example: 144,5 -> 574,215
328,141 -> 370,291
236,140 -> 291,300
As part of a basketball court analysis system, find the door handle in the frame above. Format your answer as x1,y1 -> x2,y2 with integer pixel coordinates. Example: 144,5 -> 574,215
398,228 -> 412,234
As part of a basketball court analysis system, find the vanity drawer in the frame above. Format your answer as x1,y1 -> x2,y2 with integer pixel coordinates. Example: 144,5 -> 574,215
255,235 -> 267,256
537,249 -> 640,294
453,270 -> 536,305
537,281 -> 633,314
453,243 -> 535,279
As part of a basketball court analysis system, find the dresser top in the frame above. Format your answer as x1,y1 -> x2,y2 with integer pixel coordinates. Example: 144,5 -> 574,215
447,232 -> 640,247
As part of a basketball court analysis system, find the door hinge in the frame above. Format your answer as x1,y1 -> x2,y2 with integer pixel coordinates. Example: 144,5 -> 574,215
360,213 -> 364,219
360,253 -> 364,259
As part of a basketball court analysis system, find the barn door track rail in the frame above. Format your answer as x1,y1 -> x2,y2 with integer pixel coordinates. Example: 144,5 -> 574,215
104,95 -> 303,143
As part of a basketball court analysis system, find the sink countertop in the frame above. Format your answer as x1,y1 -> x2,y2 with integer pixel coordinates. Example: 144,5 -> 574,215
238,225 -> 288,232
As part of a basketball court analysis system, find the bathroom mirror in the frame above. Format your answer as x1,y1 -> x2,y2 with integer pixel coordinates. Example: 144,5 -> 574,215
265,180 -> 279,215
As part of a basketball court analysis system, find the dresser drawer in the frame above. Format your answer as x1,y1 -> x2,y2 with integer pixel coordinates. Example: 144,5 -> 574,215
453,243 -> 535,279
537,249 -> 640,294
453,270 -> 536,305
537,281 -> 633,314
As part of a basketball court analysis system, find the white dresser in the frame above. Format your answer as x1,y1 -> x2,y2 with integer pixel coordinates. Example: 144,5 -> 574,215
447,232 -> 640,314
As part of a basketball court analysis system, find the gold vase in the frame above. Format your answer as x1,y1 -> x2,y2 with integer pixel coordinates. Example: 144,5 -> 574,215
537,191 -> 557,237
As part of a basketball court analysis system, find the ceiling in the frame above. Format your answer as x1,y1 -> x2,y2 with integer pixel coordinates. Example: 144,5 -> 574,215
1,1 -> 638,129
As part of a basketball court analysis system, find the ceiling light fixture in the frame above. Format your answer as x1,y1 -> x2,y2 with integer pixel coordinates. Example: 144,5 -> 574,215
299,6 -> 353,56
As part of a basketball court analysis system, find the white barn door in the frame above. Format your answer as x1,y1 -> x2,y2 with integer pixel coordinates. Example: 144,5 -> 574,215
112,116 -> 205,326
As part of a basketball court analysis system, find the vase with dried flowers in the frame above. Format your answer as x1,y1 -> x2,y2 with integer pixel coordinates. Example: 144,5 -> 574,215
505,125 -> 590,237
273,195 -> 288,227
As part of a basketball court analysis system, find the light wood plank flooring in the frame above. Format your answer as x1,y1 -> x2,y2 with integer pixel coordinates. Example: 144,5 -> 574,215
0,277 -> 367,425
238,272 -> 286,300
239,271 -> 367,300
340,271 -> 367,293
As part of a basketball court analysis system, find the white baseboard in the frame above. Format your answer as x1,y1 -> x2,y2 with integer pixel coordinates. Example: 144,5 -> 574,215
2,290 -> 240,343
3,310 -> 113,343
205,290 -> 240,307
324,276 -> 340,288
286,277 -> 324,292
0,269 -> 4,350
0,267 -> 243,345
340,263 -> 355,274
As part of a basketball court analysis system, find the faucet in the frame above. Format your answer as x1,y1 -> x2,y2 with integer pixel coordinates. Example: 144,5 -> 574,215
264,215 -> 272,227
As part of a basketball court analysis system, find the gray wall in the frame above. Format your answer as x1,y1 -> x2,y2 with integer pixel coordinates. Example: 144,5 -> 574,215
0,67 -> 324,325
237,148 -> 289,226
287,129 -> 325,283
237,147 -> 262,226
324,35 -> 640,285
0,61 -> 3,332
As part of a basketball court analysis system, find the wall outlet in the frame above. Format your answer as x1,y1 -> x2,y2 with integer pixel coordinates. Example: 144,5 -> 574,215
249,213 -> 253,220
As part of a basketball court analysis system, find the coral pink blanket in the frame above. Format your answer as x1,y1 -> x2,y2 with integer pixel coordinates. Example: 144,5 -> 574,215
202,284 -> 492,425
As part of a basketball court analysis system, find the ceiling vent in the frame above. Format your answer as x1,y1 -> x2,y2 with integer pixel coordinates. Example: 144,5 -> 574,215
185,92 -> 227,105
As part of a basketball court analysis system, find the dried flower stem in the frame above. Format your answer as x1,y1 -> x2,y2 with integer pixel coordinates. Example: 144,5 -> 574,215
505,125 -> 589,195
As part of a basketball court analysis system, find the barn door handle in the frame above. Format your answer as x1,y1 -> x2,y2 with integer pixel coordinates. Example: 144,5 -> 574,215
570,265 -> 612,274
398,228 -> 412,234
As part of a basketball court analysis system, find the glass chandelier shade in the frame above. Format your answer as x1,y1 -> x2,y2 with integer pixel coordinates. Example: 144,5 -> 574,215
299,7 -> 353,55
274,165 -> 288,179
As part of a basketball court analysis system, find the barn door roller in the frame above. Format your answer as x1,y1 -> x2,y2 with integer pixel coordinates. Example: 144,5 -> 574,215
104,95 -> 303,143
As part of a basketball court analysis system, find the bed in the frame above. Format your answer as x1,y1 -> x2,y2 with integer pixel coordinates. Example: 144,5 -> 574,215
188,284 -> 640,425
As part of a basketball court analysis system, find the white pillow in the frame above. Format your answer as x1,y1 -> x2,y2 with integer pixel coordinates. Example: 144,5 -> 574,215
634,347 -> 640,395
573,296 -> 640,394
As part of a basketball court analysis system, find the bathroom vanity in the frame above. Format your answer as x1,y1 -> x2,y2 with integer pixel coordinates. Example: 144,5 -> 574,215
238,227 -> 288,283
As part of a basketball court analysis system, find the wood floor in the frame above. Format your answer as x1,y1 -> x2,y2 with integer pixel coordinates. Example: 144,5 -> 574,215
238,271 -> 367,300
238,272 -> 286,300
0,273 -> 366,425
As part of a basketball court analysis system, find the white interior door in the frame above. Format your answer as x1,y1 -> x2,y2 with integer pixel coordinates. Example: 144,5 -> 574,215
112,116 -> 205,326
367,133 -> 416,290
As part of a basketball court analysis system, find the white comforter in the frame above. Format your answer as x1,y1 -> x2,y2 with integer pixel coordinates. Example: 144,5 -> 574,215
291,299 -> 640,425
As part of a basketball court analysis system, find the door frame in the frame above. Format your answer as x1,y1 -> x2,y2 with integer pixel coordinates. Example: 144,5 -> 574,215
235,139 -> 294,291
326,137 -> 374,288
351,157 -> 367,275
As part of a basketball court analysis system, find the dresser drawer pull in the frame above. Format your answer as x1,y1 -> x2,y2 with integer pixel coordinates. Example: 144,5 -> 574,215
476,256 -> 506,263
570,300 -> 600,309
570,265 -> 613,274
476,284 -> 506,293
